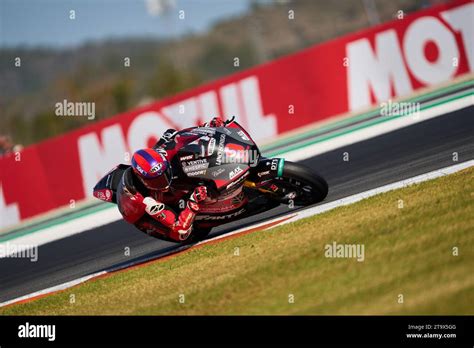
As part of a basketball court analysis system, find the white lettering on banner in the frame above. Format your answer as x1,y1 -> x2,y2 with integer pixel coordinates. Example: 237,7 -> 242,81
0,183 -> 20,228
347,30 -> 413,111
78,76 -> 276,197
161,91 -> 220,130
220,83 -> 242,124
161,76 -> 276,139
239,77 -> 277,140
347,4 -> 473,111
219,77 -> 277,139
199,91 -> 220,119
162,98 -> 199,130
78,125 -> 127,198
403,17 -> 459,85
127,111 -> 172,153
441,3 -> 474,71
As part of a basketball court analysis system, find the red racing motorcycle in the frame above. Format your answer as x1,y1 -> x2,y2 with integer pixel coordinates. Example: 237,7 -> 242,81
93,119 -> 328,242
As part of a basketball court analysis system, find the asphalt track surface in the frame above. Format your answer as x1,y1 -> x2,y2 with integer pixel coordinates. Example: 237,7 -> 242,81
1,106 -> 473,303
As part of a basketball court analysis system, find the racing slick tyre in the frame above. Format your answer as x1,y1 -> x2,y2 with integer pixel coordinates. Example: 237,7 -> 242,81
275,160 -> 328,206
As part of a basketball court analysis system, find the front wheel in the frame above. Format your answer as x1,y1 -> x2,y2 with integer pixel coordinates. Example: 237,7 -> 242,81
269,160 -> 328,206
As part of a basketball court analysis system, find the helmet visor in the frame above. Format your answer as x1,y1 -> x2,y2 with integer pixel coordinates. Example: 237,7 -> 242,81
139,165 -> 172,190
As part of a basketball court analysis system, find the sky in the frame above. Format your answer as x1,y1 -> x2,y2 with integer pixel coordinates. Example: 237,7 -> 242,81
0,0 -> 265,48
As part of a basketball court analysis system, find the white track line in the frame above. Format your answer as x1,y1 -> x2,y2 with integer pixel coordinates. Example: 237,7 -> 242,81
1,159 -> 472,308
269,159 -> 474,228
0,271 -> 107,308
0,206 -> 121,257
280,94 -> 473,161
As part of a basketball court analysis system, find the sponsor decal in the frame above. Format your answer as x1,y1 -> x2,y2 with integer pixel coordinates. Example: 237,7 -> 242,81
226,171 -> 249,190
94,190 -> 104,200
192,127 -> 216,136
270,159 -> 279,171
134,164 -> 146,176
224,143 -> 244,160
257,170 -> 270,178
215,133 -> 226,166
93,188 -> 113,202
186,169 -> 207,177
269,184 -> 279,192
197,207 -> 246,220
183,158 -> 208,166
150,162 -> 163,174
211,168 -> 226,177
237,130 -> 250,141
207,137 -> 216,156
179,154 -> 194,161
182,159 -> 209,174
229,166 -> 243,180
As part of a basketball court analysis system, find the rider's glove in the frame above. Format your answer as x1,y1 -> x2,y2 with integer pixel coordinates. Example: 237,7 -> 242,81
161,129 -> 178,142
187,186 -> 207,212
153,129 -> 177,149
201,117 -> 225,128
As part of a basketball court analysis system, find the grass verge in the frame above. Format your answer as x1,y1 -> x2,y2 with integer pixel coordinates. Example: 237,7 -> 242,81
2,167 -> 473,315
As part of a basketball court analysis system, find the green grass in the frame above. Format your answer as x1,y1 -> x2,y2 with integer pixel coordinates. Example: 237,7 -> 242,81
2,167 -> 473,315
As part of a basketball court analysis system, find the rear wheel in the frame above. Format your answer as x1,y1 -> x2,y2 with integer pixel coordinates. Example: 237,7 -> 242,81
268,161 -> 328,206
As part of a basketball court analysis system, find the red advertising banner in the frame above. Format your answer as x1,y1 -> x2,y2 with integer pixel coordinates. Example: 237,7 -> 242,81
1,0 -> 472,228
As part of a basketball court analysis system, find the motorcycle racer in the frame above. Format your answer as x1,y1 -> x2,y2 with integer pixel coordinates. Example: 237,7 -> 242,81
115,117 -> 225,242
93,116 -> 328,244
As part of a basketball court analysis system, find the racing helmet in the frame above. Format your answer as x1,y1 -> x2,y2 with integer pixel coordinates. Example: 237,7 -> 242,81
131,148 -> 172,190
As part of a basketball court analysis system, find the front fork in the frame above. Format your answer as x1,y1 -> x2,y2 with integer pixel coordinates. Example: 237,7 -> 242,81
244,157 -> 287,196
